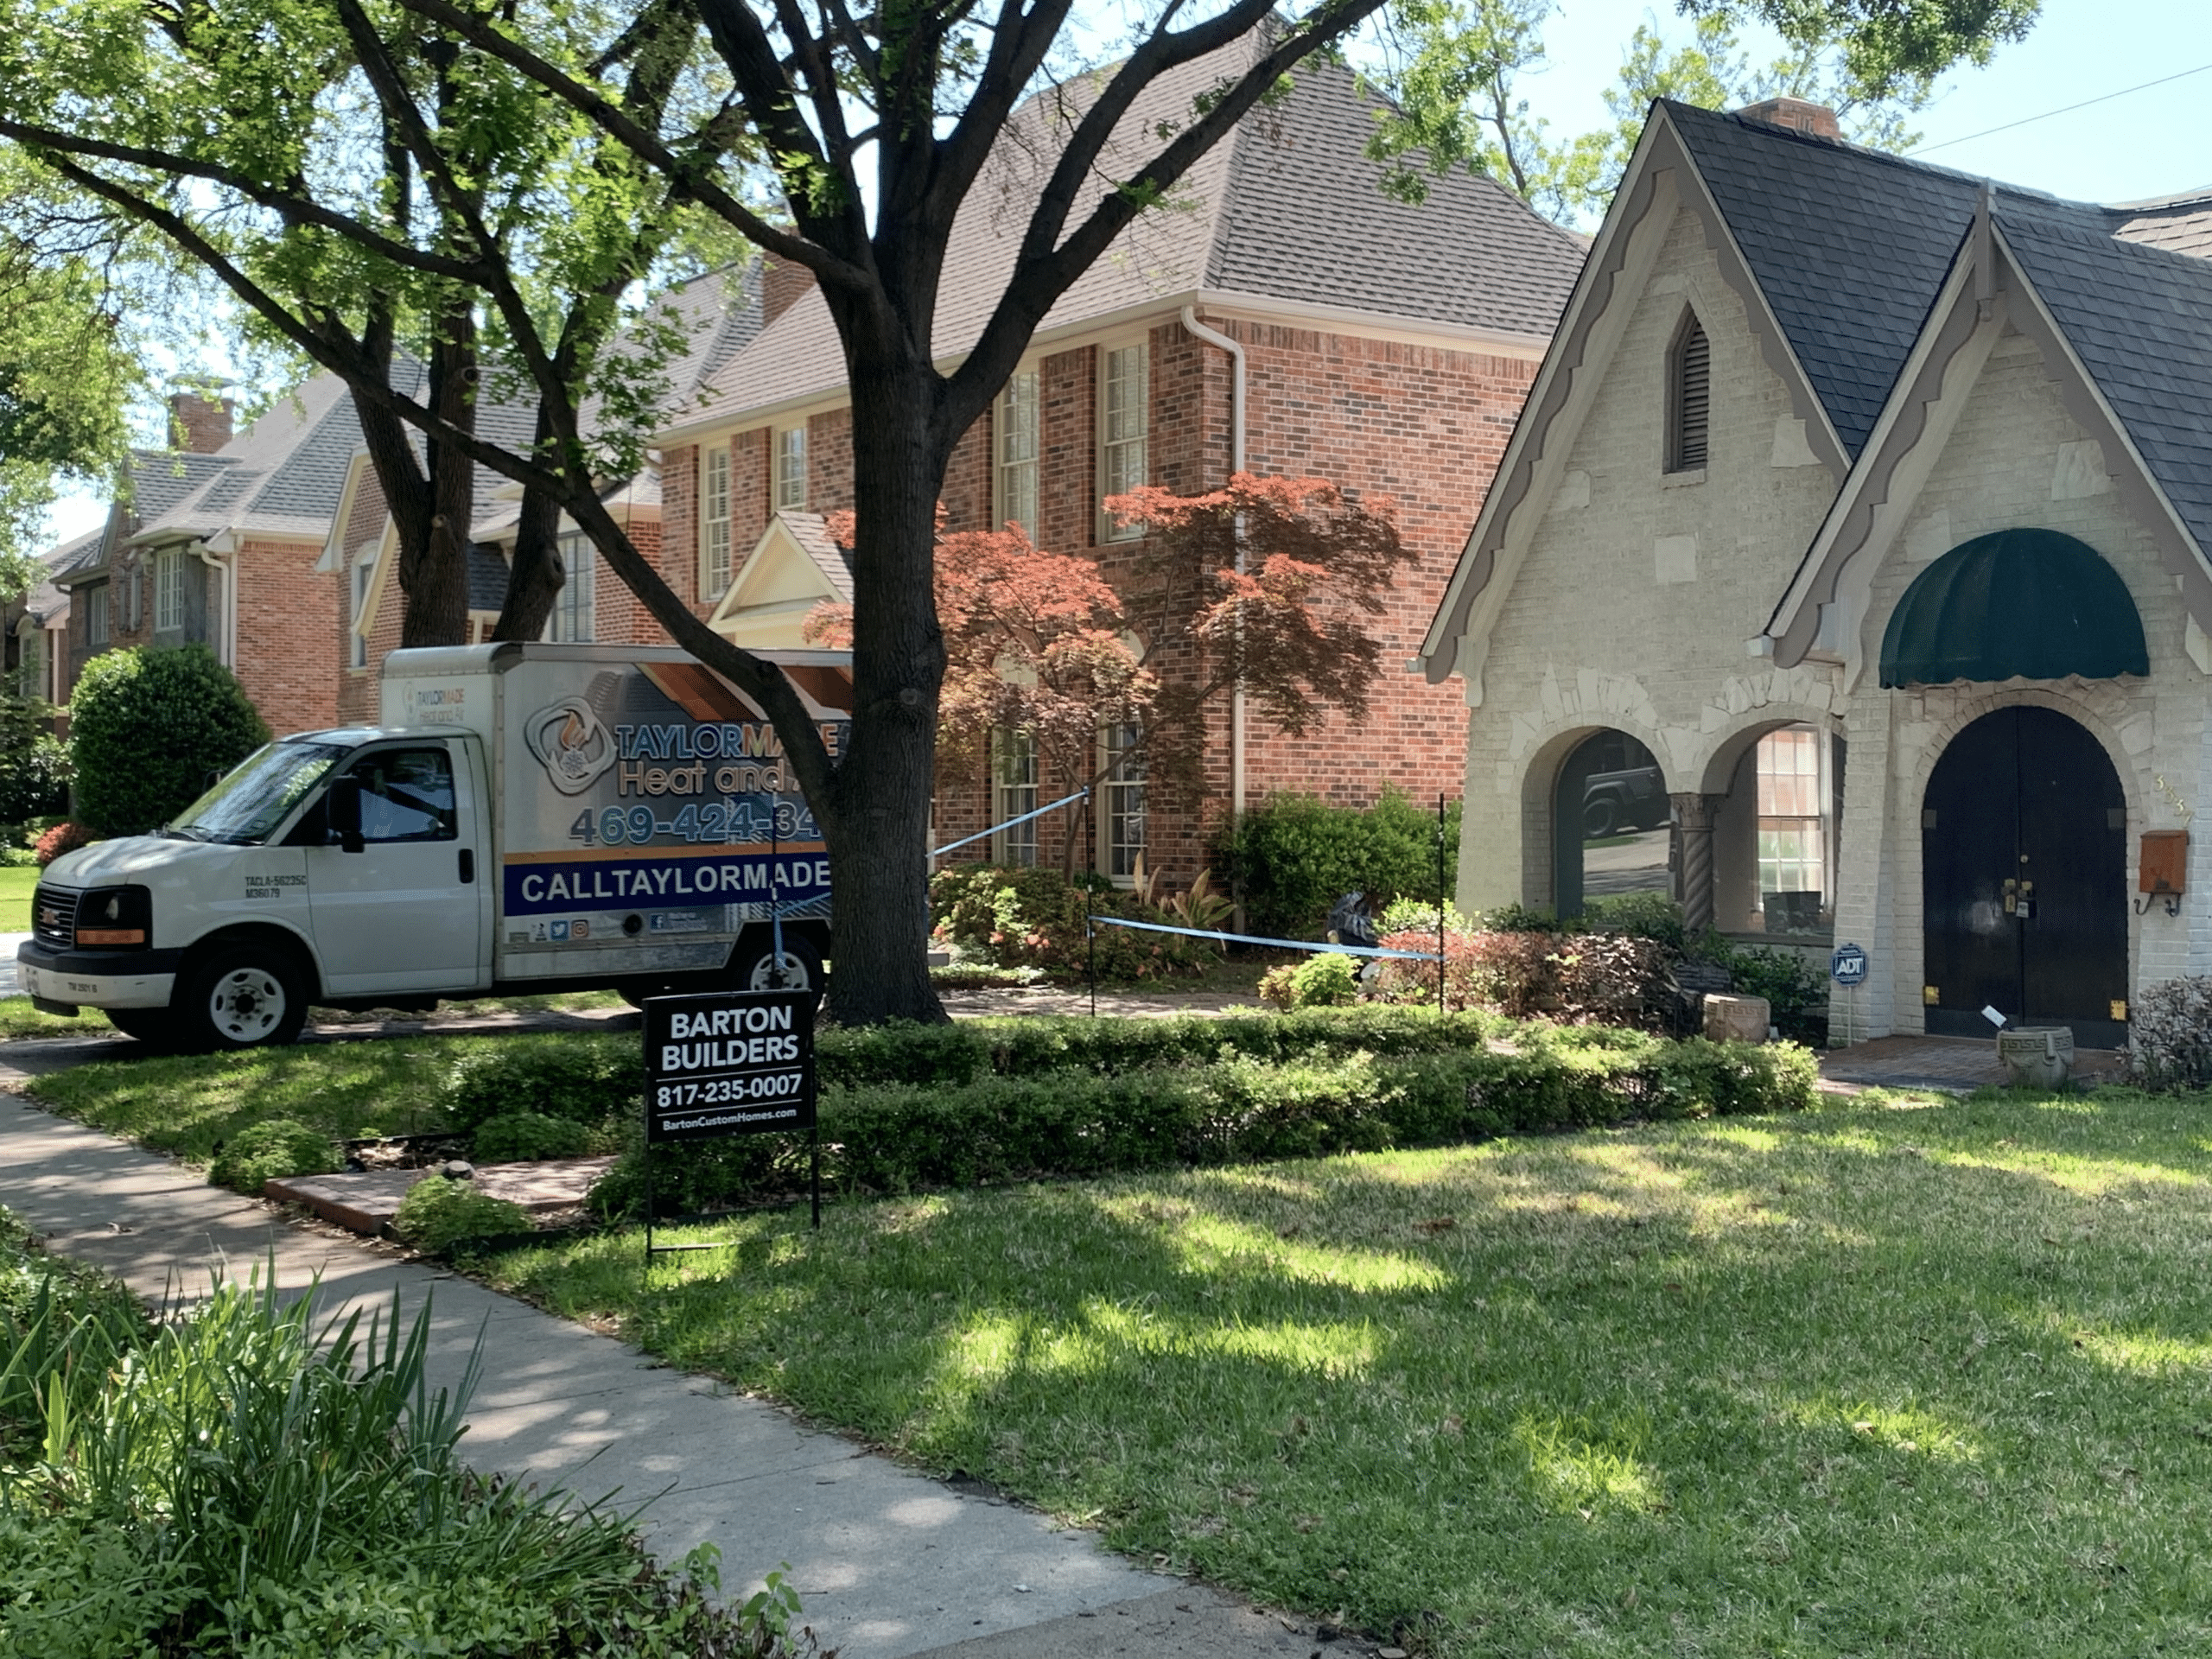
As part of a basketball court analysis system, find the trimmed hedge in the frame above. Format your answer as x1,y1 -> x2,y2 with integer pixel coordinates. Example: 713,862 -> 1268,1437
585,1023 -> 1819,1217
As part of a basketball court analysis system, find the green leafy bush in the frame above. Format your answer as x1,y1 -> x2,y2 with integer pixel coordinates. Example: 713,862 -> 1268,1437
471,1110 -> 592,1162
2127,976 -> 2212,1090
1287,951 -> 1359,1007
0,1227 -> 769,1657
1211,788 -> 1460,938
931,861 -> 1216,980
444,1038 -> 638,1130
0,693 -> 67,822
590,1020 -> 1818,1217
391,1175 -> 532,1252
1722,943 -> 1829,1044
1580,890 -> 1687,951
209,1116 -> 340,1193
67,644 -> 269,836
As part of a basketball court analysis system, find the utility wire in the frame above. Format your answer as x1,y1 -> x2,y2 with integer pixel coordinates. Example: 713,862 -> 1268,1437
1910,60 -> 2212,156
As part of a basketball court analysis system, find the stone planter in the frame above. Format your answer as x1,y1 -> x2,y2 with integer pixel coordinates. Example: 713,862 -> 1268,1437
1703,993 -> 1772,1044
1997,1026 -> 2075,1090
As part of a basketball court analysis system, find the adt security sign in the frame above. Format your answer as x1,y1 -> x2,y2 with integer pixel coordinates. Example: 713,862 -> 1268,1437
644,988 -> 817,1141
1830,942 -> 1869,987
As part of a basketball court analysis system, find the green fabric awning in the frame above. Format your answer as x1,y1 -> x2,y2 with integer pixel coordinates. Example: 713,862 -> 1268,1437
1878,528 -> 2149,688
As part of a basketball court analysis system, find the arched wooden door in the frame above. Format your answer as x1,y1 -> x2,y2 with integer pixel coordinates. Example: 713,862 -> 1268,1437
1922,707 -> 2128,1046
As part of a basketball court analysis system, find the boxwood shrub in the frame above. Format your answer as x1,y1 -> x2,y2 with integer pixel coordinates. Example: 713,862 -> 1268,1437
584,1023 -> 1819,1217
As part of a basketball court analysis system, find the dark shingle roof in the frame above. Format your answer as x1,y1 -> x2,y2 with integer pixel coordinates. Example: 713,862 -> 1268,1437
1665,101 -> 1982,457
2000,200 -> 2212,561
1668,99 -> 2212,562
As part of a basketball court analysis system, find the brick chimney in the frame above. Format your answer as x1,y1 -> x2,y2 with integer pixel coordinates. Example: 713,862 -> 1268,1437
169,390 -> 235,454
760,256 -> 817,327
1734,97 -> 1840,140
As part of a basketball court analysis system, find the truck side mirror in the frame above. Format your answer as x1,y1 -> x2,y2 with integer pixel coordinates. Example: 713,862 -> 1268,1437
204,767 -> 224,792
327,776 -> 365,854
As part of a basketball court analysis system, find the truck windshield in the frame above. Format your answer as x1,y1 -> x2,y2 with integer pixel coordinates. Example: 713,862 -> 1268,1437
168,741 -> 353,845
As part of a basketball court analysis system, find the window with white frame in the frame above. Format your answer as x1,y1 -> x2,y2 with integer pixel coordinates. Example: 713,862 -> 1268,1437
1099,722 -> 1147,880
351,557 -> 375,668
1098,342 -> 1147,542
1755,726 -> 1824,913
552,531 -> 596,642
995,371 -> 1039,540
701,443 -> 733,600
991,728 -> 1039,867
774,424 -> 808,511
154,547 -> 185,633
83,582 -> 109,647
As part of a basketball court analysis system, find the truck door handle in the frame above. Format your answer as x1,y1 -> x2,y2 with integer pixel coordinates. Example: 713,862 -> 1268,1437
458,849 -> 475,885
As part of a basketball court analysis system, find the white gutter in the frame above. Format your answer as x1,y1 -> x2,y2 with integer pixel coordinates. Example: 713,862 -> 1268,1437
1179,303 -> 1249,828
192,541 -> 235,669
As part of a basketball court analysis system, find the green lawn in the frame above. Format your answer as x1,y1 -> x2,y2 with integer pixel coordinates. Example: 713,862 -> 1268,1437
25,1034 -> 468,1149
484,1089 -> 2212,1657
0,864 -> 36,933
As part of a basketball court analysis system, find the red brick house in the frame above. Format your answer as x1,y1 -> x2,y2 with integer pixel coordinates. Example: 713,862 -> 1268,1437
652,47 -> 1583,884
46,385 -> 352,732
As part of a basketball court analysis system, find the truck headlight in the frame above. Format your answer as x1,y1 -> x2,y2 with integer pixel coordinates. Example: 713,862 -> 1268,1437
76,886 -> 152,949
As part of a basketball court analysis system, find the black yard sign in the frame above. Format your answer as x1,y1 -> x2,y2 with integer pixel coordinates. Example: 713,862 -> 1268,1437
641,987 -> 822,1252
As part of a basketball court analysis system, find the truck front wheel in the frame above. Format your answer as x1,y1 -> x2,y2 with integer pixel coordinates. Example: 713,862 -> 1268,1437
181,945 -> 309,1052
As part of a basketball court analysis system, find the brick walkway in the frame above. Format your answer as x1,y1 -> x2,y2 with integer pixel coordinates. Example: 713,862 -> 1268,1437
1820,1034 -> 2126,1094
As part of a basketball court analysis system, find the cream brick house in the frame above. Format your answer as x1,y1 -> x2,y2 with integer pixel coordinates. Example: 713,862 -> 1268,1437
1420,96 -> 2212,1046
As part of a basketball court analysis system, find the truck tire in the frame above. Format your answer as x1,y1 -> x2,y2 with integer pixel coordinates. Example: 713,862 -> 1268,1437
105,1007 -> 179,1049
180,944 -> 309,1052
733,934 -> 823,993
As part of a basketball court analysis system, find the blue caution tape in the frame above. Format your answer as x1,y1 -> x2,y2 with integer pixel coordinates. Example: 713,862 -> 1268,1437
1087,914 -> 1440,961
931,788 -> 1090,859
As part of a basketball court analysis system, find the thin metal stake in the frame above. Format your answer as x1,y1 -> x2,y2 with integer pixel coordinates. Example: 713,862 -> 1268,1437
1437,793 -> 1448,1018
810,1121 -> 822,1230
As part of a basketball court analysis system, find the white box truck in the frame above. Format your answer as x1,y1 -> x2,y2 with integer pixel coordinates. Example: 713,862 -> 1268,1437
17,643 -> 850,1050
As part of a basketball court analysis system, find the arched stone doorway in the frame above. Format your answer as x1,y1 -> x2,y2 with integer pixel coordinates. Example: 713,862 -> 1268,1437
1554,729 -> 1669,919
1922,706 -> 2128,1046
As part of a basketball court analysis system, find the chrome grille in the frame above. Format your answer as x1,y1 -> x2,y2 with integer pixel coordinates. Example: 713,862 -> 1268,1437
31,887 -> 77,950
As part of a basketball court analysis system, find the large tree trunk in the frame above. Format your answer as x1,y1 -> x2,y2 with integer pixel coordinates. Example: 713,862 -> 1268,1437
818,355 -> 949,1025
494,477 -> 565,642
398,304 -> 477,648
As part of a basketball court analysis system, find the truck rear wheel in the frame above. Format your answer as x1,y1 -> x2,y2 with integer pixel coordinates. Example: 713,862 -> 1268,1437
181,945 -> 309,1052
734,935 -> 823,993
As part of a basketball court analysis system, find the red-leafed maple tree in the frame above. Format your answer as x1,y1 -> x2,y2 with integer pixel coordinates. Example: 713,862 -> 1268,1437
810,475 -> 1411,868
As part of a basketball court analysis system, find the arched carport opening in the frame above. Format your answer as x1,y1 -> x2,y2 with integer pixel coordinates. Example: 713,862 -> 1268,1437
1552,728 -> 1670,920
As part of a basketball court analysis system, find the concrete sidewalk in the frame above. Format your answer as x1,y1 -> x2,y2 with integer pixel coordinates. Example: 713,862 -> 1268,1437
0,1090 -> 1323,1659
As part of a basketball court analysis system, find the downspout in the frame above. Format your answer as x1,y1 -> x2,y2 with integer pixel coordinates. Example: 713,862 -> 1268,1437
1179,305 -> 1247,826
192,541 -> 234,670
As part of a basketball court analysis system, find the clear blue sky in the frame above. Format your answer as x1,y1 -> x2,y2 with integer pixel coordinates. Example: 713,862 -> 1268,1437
37,0 -> 2208,548
1529,0 -> 2212,203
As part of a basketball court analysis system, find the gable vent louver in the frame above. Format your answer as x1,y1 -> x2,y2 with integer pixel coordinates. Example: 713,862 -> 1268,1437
1674,321 -> 1710,472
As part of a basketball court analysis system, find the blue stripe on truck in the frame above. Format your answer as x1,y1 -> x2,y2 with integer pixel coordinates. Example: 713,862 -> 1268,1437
502,849 -> 831,917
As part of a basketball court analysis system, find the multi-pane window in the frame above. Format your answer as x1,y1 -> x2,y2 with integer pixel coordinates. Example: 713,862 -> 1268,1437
1756,727 -> 1824,912
154,548 -> 185,633
552,531 -> 595,642
1669,313 -> 1710,473
1098,342 -> 1148,542
774,425 -> 808,511
992,728 -> 1039,867
1100,722 -> 1147,880
17,628 -> 41,702
351,558 -> 375,668
995,371 -> 1039,540
701,444 -> 733,599
83,582 -> 109,647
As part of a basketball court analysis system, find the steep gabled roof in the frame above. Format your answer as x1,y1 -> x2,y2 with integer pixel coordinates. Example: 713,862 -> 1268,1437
678,45 -> 1583,432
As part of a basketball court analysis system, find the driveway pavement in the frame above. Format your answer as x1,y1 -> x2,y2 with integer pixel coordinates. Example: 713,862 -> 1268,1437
0,1088 -> 1328,1659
